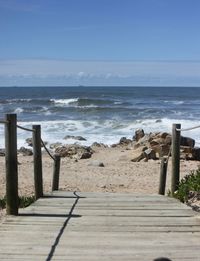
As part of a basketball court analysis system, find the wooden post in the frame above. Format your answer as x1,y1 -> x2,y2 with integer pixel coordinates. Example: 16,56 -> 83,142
5,114 -> 18,215
158,157 -> 168,195
171,123 -> 181,194
52,155 -> 61,191
32,125 -> 43,199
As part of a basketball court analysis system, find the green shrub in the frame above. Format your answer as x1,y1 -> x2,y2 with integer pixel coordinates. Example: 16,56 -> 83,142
0,196 -> 6,209
0,196 -> 35,209
172,169 -> 200,203
19,196 -> 35,208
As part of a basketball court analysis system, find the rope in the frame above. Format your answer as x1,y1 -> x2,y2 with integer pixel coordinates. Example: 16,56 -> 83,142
176,125 -> 200,132
0,120 -> 8,124
17,124 -> 35,132
165,145 -> 172,164
41,138 -> 55,161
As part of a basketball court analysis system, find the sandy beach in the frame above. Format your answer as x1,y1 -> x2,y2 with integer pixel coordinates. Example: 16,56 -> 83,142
0,145 -> 199,199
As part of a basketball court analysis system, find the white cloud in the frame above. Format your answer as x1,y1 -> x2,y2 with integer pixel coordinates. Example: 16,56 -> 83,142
77,72 -> 85,78
1,59 -> 200,86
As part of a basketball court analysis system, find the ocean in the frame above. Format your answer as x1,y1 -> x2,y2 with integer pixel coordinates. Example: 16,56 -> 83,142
0,86 -> 200,148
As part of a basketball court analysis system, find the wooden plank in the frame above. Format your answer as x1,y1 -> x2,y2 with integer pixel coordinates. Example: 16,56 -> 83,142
0,191 -> 200,261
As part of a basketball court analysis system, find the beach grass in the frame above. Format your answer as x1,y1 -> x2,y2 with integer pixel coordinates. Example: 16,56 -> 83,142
169,168 -> 200,203
0,195 -> 35,209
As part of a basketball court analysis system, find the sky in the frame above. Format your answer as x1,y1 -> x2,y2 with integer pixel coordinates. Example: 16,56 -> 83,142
0,0 -> 200,86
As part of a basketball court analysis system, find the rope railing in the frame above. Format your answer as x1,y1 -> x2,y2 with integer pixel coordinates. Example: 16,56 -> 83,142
176,124 -> 200,132
17,124 -> 55,161
170,123 -> 200,195
0,120 -> 8,124
41,138 -> 56,161
17,123 -> 60,191
1,114 -> 62,215
17,124 -> 35,132
165,145 -> 172,164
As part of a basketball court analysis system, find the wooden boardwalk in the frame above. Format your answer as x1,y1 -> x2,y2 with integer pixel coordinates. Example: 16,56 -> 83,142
0,191 -> 200,261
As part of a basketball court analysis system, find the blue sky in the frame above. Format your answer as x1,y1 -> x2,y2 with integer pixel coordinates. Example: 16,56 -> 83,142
0,0 -> 200,86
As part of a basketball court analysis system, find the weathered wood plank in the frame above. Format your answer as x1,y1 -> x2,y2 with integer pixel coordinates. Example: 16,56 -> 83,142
0,191 -> 200,261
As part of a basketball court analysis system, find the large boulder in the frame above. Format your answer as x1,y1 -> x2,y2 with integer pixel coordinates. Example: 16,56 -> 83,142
134,134 -> 151,148
131,146 -> 148,162
18,147 -> 33,156
150,143 -> 170,157
119,137 -> 132,146
181,136 -> 195,148
143,148 -> 157,160
134,129 -> 145,141
131,152 -> 145,162
55,144 -> 93,159
131,129 -> 197,161
191,147 -> 200,160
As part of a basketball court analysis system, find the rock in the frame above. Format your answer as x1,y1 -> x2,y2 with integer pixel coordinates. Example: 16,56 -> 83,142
180,146 -> 193,154
119,137 -> 132,145
134,129 -> 145,141
164,135 -> 172,145
160,132 -> 169,139
55,144 -> 93,159
150,144 -> 170,158
0,149 -> 5,156
131,152 -> 145,162
26,138 -> 33,147
50,142 -> 63,149
64,135 -> 86,141
18,147 -> 33,156
91,142 -> 108,148
143,148 -> 157,160
26,138 -> 48,147
149,140 -> 160,147
181,136 -> 195,148
141,146 -> 148,152
134,134 -> 150,148
88,160 -> 105,167
79,151 -> 92,159
155,119 -> 162,123
160,144 -> 170,157
131,129 -> 197,161
191,147 -> 200,160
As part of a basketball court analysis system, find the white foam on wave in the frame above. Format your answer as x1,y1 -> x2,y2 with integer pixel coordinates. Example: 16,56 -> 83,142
0,118 -> 200,149
80,104 -> 98,108
14,108 -> 23,114
7,98 -> 32,104
164,100 -> 184,105
50,98 -> 78,106
114,101 -> 123,105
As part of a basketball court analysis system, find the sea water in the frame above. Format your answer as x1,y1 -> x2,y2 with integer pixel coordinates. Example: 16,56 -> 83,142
0,86 -> 200,148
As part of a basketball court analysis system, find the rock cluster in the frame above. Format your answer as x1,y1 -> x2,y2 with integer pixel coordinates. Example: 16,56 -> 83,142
0,147 -> 33,156
131,128 -> 199,162
55,144 -> 93,159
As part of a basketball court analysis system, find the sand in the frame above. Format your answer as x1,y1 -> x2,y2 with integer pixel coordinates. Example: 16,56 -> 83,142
0,146 -> 199,221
